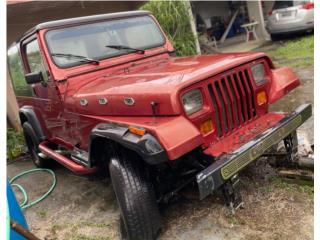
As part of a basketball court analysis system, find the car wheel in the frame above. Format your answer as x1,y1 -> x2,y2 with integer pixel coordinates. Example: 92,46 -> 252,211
22,122 -> 48,168
119,216 -> 128,240
270,34 -> 281,41
109,151 -> 161,240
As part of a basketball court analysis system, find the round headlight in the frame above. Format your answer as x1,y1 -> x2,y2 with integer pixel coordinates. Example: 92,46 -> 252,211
182,89 -> 203,115
251,63 -> 266,86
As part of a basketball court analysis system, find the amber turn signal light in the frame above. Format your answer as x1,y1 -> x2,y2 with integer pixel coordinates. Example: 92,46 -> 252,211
129,126 -> 146,136
257,91 -> 267,106
200,119 -> 214,135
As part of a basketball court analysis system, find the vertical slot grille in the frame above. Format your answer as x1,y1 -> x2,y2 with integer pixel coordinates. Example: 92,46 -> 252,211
207,69 -> 257,137
244,69 -> 256,117
208,84 -> 222,136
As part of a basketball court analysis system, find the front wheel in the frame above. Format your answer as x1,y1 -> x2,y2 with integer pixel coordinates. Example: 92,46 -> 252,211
109,151 -> 161,240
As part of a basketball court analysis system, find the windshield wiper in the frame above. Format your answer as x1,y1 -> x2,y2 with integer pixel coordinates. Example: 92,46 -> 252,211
51,53 -> 100,65
105,45 -> 145,54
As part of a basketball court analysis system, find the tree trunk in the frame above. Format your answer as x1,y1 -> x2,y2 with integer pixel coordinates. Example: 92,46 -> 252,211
7,70 -> 21,131
185,1 -> 201,55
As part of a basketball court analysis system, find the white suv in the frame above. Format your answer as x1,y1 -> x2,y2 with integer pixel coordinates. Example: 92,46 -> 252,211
266,0 -> 314,40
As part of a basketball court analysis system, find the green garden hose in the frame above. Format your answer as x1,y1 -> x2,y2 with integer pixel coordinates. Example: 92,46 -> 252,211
9,168 -> 56,209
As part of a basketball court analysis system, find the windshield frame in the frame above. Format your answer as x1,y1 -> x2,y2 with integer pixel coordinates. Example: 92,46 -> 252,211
44,15 -> 166,69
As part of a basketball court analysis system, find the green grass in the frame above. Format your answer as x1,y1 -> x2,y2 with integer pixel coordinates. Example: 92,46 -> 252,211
7,128 -> 27,160
51,224 -> 64,234
36,211 -> 48,219
269,176 -> 314,199
267,35 -> 314,68
227,215 -> 244,225
74,221 -> 112,228
50,221 -> 115,239
71,235 -> 112,240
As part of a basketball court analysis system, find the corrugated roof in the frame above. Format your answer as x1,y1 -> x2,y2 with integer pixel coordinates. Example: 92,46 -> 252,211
7,0 -> 33,5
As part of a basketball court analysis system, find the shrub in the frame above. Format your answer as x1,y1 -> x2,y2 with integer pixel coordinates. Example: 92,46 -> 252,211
141,1 -> 197,56
7,128 -> 27,160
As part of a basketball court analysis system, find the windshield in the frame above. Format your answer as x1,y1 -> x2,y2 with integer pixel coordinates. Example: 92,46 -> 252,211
45,15 -> 165,68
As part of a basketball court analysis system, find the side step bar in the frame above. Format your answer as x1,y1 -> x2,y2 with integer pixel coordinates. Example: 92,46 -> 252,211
39,141 -> 97,174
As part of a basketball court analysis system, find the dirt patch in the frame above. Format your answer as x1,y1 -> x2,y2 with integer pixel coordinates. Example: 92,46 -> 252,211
7,156 -> 313,240
159,158 -> 313,240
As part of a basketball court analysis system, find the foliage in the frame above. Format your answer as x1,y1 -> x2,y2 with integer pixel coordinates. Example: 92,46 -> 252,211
7,128 -> 27,160
141,1 -> 197,56
267,35 -> 314,68
8,45 -> 33,96
71,235 -> 111,240
269,176 -> 314,199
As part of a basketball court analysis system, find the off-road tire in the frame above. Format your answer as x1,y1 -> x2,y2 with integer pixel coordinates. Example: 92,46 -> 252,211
109,152 -> 161,240
270,33 -> 281,41
22,122 -> 48,168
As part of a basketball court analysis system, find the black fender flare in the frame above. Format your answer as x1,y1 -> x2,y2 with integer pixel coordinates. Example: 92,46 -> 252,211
19,106 -> 46,142
89,123 -> 169,166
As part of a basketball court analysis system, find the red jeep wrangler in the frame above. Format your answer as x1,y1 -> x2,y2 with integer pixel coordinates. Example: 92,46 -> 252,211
8,11 -> 311,240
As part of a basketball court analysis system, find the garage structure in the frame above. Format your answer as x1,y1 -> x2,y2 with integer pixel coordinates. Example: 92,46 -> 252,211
191,1 -> 274,45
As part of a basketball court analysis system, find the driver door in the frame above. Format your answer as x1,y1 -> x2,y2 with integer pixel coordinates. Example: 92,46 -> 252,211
21,36 -> 66,138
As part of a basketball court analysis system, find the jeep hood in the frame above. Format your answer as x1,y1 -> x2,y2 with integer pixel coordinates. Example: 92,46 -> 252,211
69,52 -> 269,116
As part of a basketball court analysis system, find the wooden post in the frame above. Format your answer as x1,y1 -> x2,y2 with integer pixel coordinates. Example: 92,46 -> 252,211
7,70 -> 21,131
185,1 -> 201,55
246,1 -> 270,40
10,220 -> 41,240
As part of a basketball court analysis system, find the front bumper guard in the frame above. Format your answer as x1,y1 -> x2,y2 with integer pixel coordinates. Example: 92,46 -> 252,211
197,104 -> 312,200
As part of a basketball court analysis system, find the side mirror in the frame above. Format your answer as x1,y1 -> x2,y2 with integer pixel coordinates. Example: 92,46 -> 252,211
25,71 -> 44,84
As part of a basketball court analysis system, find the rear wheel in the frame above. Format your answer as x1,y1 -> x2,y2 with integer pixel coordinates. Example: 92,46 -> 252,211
22,122 -> 48,168
109,150 -> 161,240
270,33 -> 281,41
